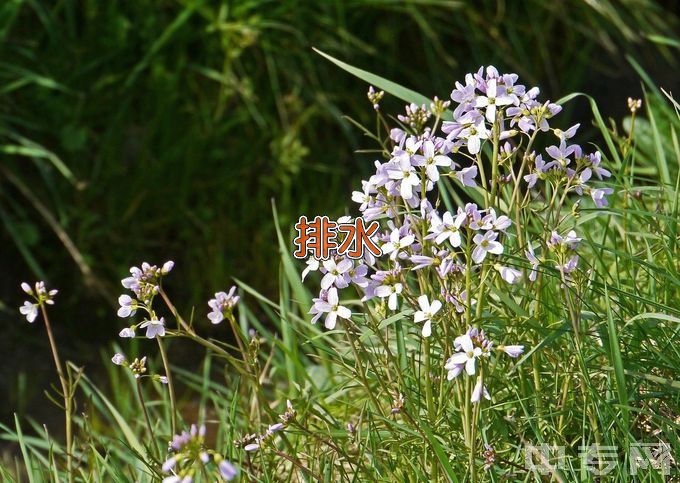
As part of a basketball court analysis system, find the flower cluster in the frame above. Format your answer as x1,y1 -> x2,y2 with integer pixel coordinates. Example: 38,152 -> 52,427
299,66 -> 614,439
162,424 -> 238,482
111,353 -> 168,383
207,286 -> 240,324
19,281 -> 58,323
236,400 -> 296,453
300,65 -> 613,333
444,327 -> 523,402
121,261 -> 174,304
117,261 -> 174,339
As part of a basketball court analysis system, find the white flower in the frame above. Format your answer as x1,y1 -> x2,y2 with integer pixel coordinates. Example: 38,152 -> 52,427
446,334 -> 482,376
461,117 -> 490,155
320,258 -> 352,290
471,377 -> 491,403
315,287 -> 351,330
429,211 -> 465,247
119,327 -> 135,338
388,156 -> 420,199
244,443 -> 260,452
591,187 -> 614,208
496,265 -> 522,284
525,243 -> 539,282
375,282 -> 403,311
413,295 -> 442,337
301,258 -> 320,281
117,294 -> 136,318
475,78 -> 513,123
454,165 -> 478,187
472,231 -> 504,264
140,317 -> 166,338
111,353 -> 126,365
499,345 -> 524,358
161,260 -> 175,275
381,228 -> 415,261
207,286 -> 240,324
19,301 -> 39,323
412,140 -> 452,182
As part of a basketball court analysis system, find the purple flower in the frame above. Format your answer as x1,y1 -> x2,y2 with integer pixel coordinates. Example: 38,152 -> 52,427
548,230 -> 581,250
219,461 -> 238,481
468,209 -> 492,231
460,116 -> 489,155
546,139 -> 581,168
483,209 -> 511,231
557,254 -> 579,275
320,258 -> 352,290
381,228 -> 415,261
348,263 -> 370,287
140,317 -> 166,338
591,187 -> 614,208
161,261 -> 175,275
454,165 -> 478,187
208,286 -> 240,324
587,152 -> 611,179
121,262 -> 172,303
117,294 -> 136,318
412,140 -> 452,182
111,353 -> 126,365
499,345 -> 524,357
119,327 -> 135,338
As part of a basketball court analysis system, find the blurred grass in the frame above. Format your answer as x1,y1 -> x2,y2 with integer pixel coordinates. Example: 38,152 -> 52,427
0,0 -> 678,426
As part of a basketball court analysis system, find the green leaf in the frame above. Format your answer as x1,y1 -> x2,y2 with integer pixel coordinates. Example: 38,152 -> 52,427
420,422 -> 460,483
313,48 -> 452,120
14,414 -> 35,483
603,284 -> 630,432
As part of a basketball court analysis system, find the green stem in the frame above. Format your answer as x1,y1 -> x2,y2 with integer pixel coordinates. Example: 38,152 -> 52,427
490,121 -> 500,206
156,337 -> 177,434
39,304 -> 73,483
423,337 -> 434,421
136,379 -> 160,457
159,288 -> 193,334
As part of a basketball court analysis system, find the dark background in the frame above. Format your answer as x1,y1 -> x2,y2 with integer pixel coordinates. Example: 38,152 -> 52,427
1,0 -> 678,426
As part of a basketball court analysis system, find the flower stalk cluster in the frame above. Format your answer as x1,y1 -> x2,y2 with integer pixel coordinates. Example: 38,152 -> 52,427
300,66 -> 613,479
163,424 -> 238,482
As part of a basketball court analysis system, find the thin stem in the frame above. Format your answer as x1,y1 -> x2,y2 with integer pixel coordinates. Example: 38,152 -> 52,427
136,379 -> 160,457
490,121 -> 500,205
39,304 -> 73,483
159,288 -> 193,333
156,337 -> 177,434
423,337 -> 434,421
464,376 -> 476,482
